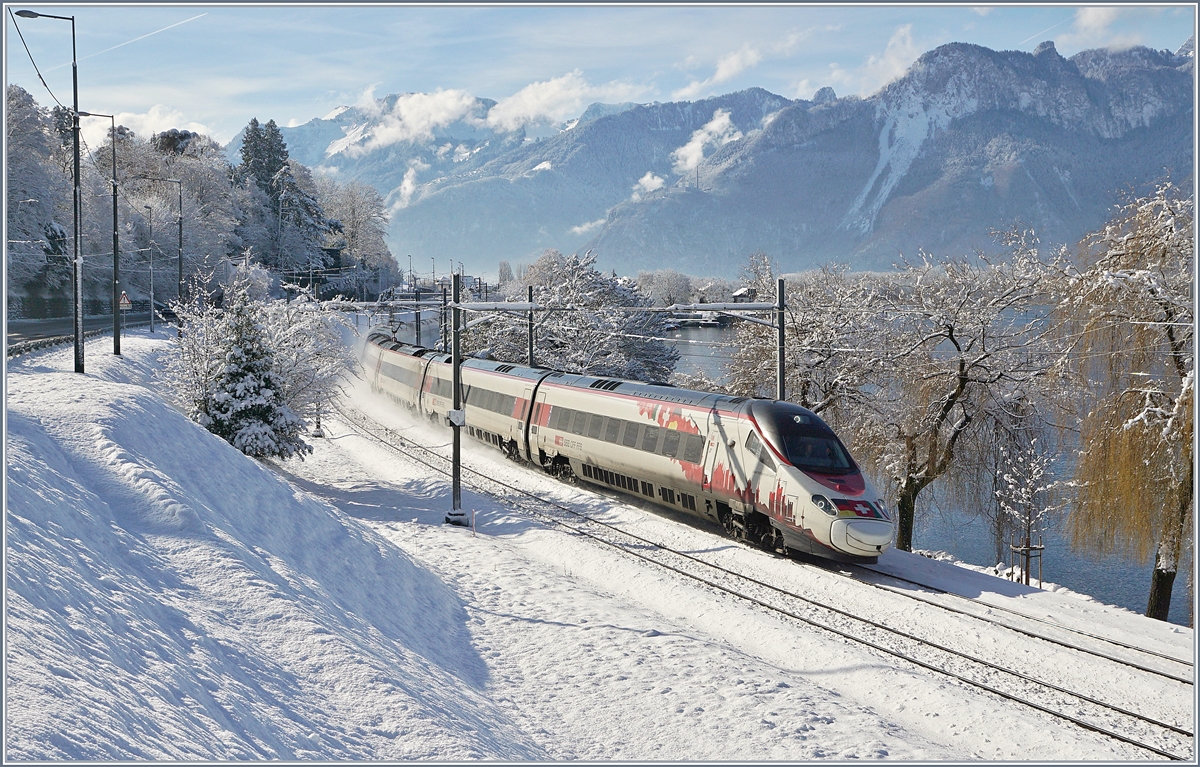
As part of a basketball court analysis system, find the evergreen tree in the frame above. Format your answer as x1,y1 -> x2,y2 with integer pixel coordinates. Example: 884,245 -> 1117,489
202,275 -> 310,459
238,117 -> 267,191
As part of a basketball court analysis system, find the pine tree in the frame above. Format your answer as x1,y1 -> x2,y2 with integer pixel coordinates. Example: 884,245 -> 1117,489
238,117 -> 267,190
202,276 -> 311,459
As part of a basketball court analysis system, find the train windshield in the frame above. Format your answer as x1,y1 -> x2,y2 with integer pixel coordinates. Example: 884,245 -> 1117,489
779,432 -> 853,473
749,401 -> 857,475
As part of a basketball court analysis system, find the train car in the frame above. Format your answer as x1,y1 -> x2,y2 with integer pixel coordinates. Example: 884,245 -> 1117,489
361,328 -> 894,563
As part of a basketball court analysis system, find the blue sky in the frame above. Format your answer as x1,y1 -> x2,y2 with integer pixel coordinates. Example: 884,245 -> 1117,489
5,4 -> 1195,148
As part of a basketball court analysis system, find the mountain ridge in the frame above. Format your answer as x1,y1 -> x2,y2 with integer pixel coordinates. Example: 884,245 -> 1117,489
258,37 -> 1193,277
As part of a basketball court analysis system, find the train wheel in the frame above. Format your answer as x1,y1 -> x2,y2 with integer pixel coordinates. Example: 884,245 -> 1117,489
719,506 -> 746,541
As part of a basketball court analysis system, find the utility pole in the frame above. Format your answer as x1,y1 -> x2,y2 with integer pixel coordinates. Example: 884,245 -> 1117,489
441,286 -> 448,352
446,273 -> 467,526
414,287 -> 422,347
527,284 -> 535,366
776,277 -> 786,401
143,206 -> 154,332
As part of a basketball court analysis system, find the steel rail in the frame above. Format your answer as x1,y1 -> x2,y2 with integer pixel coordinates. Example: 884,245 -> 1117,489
842,563 -> 1194,678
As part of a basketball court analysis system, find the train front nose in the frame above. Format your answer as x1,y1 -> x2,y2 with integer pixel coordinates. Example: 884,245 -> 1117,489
829,518 -> 894,557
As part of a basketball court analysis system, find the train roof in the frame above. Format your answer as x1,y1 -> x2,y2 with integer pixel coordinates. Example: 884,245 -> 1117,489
365,333 -> 753,409
541,370 -> 750,411
461,357 -> 555,383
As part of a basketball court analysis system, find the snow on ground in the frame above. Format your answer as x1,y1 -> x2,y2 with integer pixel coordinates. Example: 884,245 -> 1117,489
5,329 -> 1194,760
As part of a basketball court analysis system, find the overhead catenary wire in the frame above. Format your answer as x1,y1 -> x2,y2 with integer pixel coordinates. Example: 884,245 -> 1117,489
8,8 -> 66,109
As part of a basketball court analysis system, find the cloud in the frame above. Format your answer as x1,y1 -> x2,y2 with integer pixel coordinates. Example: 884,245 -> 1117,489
860,24 -> 922,94
775,25 -> 841,56
630,171 -> 665,201
388,159 -> 430,214
971,7 -> 995,16
486,70 -> 648,132
347,88 -> 481,157
80,105 -> 210,148
670,109 -> 742,175
791,78 -> 814,100
570,218 -> 606,235
672,46 -> 762,100
1055,8 -> 1143,51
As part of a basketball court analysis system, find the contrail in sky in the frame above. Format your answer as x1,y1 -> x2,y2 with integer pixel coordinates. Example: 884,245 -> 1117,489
47,12 -> 207,70
1018,17 -> 1070,46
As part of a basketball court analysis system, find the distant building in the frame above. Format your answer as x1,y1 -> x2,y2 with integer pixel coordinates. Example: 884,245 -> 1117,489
731,287 -> 757,303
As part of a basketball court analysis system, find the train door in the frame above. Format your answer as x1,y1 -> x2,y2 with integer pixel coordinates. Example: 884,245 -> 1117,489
702,408 -> 746,499
526,388 -> 551,463
517,386 -> 533,455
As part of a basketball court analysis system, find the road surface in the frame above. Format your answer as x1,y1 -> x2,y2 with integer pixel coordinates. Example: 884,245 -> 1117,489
7,313 -> 154,345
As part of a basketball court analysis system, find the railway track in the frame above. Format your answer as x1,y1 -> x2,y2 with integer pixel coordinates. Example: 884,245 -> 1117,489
841,563 -> 1194,682
332,401 -> 1194,761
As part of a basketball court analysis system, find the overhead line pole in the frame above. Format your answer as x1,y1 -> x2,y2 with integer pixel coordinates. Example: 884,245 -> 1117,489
777,277 -> 786,401
79,111 -> 119,354
446,274 -> 467,526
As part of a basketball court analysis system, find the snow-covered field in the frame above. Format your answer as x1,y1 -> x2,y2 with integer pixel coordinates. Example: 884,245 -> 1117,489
5,330 -> 1194,760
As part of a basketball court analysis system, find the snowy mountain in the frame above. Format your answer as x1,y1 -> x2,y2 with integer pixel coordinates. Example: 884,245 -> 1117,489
254,37 -> 1192,278
590,39 -> 1194,276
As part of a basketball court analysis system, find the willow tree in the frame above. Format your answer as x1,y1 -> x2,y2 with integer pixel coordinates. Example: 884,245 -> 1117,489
1058,183 -> 1194,622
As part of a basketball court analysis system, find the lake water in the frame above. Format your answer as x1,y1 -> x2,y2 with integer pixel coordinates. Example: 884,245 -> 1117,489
666,325 -> 1193,626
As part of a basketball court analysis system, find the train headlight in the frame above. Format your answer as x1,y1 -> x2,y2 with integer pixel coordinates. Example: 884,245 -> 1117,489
811,494 -> 837,517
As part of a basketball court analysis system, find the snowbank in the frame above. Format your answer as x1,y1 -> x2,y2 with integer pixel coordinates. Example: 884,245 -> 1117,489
6,335 -> 541,760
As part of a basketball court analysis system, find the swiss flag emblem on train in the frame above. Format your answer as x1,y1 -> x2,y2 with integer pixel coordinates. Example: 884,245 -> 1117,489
833,499 -> 885,519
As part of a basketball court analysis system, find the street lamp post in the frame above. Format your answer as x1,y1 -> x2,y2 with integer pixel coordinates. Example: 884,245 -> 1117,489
17,10 -> 83,372
143,205 -> 154,333
136,176 -> 183,301
79,111 -> 119,355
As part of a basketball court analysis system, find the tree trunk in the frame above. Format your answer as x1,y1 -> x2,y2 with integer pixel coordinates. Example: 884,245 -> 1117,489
1146,562 -> 1177,621
896,485 -> 918,552
1147,458 -> 1194,621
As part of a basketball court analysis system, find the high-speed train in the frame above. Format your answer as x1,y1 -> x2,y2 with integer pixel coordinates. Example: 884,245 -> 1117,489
362,325 -> 894,563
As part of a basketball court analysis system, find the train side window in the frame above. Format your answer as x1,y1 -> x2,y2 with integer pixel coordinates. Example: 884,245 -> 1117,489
746,430 -> 762,456
587,414 -> 605,440
681,434 -> 705,464
641,425 -> 660,453
759,448 -> 776,472
603,417 -> 621,443
568,411 -> 585,435
503,394 -> 516,416
622,423 -> 641,448
661,430 -> 681,458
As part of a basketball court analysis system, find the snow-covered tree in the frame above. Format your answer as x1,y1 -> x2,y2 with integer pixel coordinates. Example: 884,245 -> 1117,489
497,260 -> 515,286
162,262 -> 355,454
159,270 -> 227,423
314,177 -> 397,296
5,85 -> 70,297
233,118 -> 334,273
637,268 -> 693,306
264,289 -> 357,432
1057,183 -> 1193,621
195,270 -> 310,459
463,249 -> 679,382
995,439 -> 1055,581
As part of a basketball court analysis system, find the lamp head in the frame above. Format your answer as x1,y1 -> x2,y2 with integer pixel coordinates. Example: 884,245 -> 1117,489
15,10 -> 40,18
